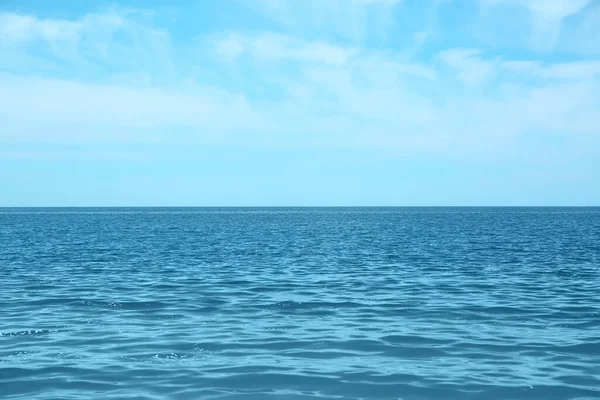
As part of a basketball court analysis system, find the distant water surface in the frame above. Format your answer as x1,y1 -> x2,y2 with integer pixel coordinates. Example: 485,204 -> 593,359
1,207 -> 599,399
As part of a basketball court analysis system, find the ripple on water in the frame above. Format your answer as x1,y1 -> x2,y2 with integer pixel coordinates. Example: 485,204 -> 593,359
1,207 -> 599,399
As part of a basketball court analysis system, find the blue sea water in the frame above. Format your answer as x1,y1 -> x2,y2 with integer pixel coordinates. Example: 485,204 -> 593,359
1,207 -> 599,400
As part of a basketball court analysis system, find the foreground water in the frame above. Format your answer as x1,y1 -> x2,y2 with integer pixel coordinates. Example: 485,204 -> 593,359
1,207 -> 599,399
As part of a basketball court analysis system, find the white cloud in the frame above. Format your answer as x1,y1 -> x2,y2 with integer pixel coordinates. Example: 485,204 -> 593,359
0,11 -> 127,45
215,32 -> 356,66
214,32 -> 435,77
413,31 -> 430,45
0,12 -> 82,43
214,35 -> 245,62
232,33 -> 355,65
1,9 -> 599,161
0,74 -> 266,133
3,38 -> 598,160
568,4 -> 600,55
481,0 -> 592,50
516,0 -> 591,20
244,0 -> 401,42
502,60 -> 600,79
0,11 -> 170,78
437,48 -> 495,85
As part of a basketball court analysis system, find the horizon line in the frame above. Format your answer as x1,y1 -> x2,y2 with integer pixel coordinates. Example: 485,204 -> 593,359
1,205 -> 599,208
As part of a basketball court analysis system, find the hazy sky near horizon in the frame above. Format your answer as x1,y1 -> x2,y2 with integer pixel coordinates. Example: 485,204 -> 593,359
1,0 -> 599,206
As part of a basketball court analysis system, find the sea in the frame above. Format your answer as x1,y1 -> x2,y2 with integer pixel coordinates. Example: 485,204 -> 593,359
1,207 -> 599,399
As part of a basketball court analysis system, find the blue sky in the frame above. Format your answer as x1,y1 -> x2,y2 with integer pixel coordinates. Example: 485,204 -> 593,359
1,0 -> 599,206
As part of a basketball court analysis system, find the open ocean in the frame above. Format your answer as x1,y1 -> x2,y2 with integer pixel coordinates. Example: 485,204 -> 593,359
1,207 -> 599,399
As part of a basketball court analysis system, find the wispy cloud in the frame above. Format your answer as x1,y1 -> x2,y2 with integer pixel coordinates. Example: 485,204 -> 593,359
243,0 -> 402,42
0,12 -> 85,43
214,32 -> 356,65
502,59 -> 600,79
481,0 -> 593,51
0,10 -> 172,80
437,48 -> 496,85
1,4 -> 599,160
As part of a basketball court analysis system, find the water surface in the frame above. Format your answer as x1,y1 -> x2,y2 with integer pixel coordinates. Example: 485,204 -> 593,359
1,207 -> 599,399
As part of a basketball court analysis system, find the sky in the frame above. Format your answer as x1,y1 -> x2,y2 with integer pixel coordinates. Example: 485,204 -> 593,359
1,0 -> 599,206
